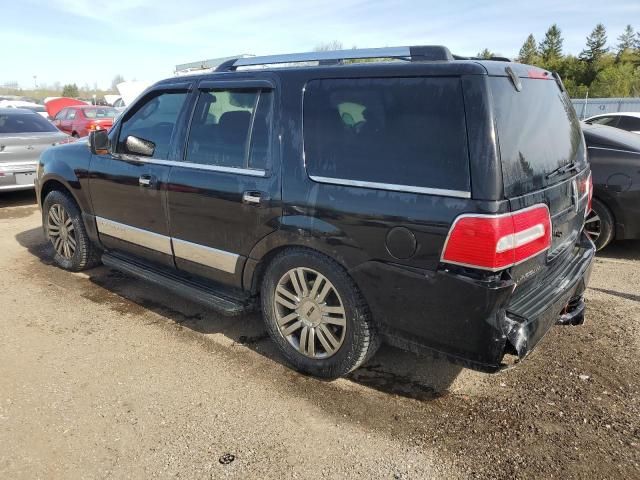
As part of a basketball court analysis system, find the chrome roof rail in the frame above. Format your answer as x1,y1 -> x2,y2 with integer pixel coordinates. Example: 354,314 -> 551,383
215,45 -> 454,72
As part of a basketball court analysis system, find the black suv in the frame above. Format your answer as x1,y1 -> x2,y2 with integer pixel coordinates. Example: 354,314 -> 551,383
36,46 -> 595,378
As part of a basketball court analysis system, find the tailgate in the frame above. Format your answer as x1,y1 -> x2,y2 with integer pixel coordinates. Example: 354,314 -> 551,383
489,73 -> 589,285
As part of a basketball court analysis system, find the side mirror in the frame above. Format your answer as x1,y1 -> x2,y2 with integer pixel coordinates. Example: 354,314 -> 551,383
89,129 -> 109,155
125,135 -> 155,157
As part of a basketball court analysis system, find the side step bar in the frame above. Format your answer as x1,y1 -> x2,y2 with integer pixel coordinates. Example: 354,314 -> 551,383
102,252 -> 252,316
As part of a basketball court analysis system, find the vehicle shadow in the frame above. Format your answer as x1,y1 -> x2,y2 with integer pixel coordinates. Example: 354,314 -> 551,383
597,240 -> 640,261
0,190 -> 37,208
15,226 -> 464,400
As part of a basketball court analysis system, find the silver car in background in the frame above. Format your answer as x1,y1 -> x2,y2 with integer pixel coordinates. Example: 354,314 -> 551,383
0,108 -> 71,192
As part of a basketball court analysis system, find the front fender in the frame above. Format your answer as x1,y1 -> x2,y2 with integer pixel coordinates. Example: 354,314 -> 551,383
37,141 -> 93,214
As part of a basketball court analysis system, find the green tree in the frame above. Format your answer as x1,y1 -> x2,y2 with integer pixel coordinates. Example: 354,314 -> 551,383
616,25 -> 636,54
580,23 -> 608,63
589,62 -> 640,97
476,48 -> 494,59
539,24 -> 563,62
518,34 -> 539,64
61,83 -> 79,98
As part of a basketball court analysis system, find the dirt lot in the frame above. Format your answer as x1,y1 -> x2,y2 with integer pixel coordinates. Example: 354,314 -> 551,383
0,190 -> 638,479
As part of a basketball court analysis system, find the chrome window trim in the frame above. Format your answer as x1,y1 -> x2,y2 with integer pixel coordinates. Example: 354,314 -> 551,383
587,146 -> 640,156
116,155 -> 267,177
172,238 -> 239,274
96,217 -> 173,255
308,175 -> 471,199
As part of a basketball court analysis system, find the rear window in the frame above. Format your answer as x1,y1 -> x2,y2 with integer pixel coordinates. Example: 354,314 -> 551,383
84,107 -> 118,119
490,77 -> 586,197
303,77 -> 470,194
0,112 -> 58,133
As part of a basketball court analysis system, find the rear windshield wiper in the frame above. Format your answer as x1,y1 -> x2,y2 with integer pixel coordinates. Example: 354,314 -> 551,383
546,162 -> 578,179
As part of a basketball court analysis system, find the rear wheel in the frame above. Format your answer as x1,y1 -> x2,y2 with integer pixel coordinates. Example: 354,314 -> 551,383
261,249 -> 379,378
43,190 -> 101,271
585,198 -> 615,251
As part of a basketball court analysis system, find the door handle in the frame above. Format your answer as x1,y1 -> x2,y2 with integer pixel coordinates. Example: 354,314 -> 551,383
242,191 -> 264,205
139,174 -> 154,187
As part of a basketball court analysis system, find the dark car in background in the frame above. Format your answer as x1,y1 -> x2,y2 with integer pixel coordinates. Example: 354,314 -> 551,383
582,123 -> 640,250
36,46 -> 594,378
584,112 -> 640,135
0,108 -> 71,192
52,105 -> 118,138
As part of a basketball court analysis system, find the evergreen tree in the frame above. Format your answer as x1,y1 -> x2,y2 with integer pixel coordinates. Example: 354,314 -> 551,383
580,23 -> 608,62
518,34 -> 538,64
539,24 -> 563,61
616,25 -> 635,54
477,48 -> 494,59
61,83 -> 79,98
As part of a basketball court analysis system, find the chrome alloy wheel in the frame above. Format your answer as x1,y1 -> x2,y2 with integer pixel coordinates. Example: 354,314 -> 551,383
584,210 -> 601,242
47,203 -> 76,259
274,267 -> 347,359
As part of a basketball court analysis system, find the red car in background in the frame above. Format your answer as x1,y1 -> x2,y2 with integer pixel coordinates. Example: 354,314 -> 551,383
52,105 -> 118,138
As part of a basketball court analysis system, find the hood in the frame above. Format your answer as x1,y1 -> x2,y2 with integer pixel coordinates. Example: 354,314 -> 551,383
116,81 -> 151,106
45,97 -> 86,118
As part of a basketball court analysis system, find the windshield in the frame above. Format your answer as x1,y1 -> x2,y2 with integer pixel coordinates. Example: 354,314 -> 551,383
490,77 -> 586,197
0,112 -> 58,133
84,107 -> 118,119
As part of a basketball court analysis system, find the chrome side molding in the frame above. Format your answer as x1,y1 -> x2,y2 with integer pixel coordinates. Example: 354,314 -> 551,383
95,217 -> 239,274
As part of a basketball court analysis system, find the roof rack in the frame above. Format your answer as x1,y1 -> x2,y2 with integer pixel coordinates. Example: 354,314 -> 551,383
215,45 -> 454,72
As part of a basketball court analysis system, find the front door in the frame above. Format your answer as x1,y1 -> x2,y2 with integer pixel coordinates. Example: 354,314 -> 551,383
166,80 -> 281,287
89,85 -> 191,268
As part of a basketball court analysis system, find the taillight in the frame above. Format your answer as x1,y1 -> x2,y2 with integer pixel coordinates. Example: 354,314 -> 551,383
586,172 -> 593,215
441,204 -> 552,271
88,123 -> 103,131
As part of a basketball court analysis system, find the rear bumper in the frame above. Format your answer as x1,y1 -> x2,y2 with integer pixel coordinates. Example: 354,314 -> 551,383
351,232 -> 595,371
0,166 -> 37,192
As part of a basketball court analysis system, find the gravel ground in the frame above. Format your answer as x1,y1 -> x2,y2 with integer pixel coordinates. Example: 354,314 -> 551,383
0,190 -> 638,479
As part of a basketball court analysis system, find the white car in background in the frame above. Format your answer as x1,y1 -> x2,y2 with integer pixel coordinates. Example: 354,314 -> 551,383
0,100 -> 49,118
584,112 -> 640,134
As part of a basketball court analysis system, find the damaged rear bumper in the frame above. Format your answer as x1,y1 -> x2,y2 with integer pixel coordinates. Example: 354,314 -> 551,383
502,233 -> 594,360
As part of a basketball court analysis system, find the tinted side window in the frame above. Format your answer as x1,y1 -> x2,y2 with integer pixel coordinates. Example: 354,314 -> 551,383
67,109 -> 76,120
303,77 -> 470,192
117,91 -> 187,160
186,89 -> 273,170
589,116 -> 618,127
617,116 -> 640,131
54,109 -> 67,121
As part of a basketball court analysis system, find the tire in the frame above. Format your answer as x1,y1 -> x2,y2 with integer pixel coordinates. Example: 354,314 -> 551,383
585,198 -> 615,251
72,132 -> 80,138
43,190 -> 101,271
261,248 -> 380,378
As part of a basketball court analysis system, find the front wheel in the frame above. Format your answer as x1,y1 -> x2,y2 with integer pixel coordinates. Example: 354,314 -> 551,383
261,249 -> 379,378
43,190 -> 101,271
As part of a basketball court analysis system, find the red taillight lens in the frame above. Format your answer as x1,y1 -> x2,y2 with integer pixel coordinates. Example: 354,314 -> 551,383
441,204 -> 552,271
88,123 -> 102,131
586,172 -> 593,215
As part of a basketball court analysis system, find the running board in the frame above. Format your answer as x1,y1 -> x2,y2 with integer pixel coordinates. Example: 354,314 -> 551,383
102,252 -> 252,316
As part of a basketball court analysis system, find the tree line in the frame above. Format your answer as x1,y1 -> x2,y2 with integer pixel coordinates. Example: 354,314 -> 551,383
481,24 -> 640,98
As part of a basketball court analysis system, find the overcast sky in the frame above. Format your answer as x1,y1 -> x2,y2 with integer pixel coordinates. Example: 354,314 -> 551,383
2,0 -> 639,89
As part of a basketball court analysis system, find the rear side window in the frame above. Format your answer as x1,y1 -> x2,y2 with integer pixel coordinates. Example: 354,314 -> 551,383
303,77 -> 470,194
0,112 -> 58,133
490,77 -> 585,197
67,109 -> 77,120
186,89 -> 273,170
617,116 -> 640,131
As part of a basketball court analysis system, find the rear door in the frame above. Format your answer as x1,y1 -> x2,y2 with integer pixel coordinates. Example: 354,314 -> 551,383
166,79 -> 281,287
89,83 -> 191,268
52,108 -> 68,132
489,73 -> 589,280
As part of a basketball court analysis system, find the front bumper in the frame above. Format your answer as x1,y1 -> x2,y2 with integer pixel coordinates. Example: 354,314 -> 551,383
351,232 -> 595,371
